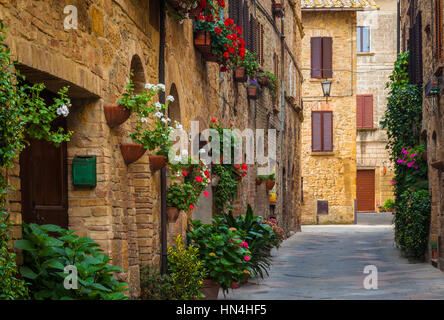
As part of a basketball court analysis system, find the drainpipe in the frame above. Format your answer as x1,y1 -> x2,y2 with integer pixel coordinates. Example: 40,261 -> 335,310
280,0 -> 285,227
159,0 -> 168,275
397,0 -> 400,55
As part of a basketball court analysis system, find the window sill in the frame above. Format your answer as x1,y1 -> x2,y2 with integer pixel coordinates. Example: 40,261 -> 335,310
357,127 -> 377,131
311,151 -> 335,156
309,78 -> 333,82
357,52 -> 375,56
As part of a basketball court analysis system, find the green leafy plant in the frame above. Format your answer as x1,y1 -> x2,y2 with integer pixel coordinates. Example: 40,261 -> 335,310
187,218 -> 252,293
167,182 -> 199,212
394,190 -> 431,260
140,265 -> 172,300
258,71 -> 278,102
167,235 -> 206,299
430,241 -> 438,251
15,223 -> 129,300
237,50 -> 259,77
384,198 -> 395,211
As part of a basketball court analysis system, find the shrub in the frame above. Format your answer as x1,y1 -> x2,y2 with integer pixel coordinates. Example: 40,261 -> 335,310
384,198 -> 395,211
394,190 -> 431,260
15,223 -> 129,300
140,265 -> 171,300
167,235 -> 206,299
187,218 -> 252,293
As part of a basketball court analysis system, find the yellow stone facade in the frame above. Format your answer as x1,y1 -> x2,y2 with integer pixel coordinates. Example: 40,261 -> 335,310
301,10 -> 358,224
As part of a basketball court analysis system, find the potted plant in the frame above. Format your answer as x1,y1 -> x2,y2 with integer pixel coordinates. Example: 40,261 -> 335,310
235,50 -> 259,82
104,105 -> 131,128
272,1 -> 284,17
247,79 -> 260,100
119,80 -> 182,169
383,198 -> 396,212
194,15 -> 246,71
376,202 -> 386,212
431,241 -> 438,260
265,173 -> 276,191
187,218 -> 252,299
167,182 -> 198,222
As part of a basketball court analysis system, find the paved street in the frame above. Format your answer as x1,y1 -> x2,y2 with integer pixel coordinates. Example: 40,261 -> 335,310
223,214 -> 444,299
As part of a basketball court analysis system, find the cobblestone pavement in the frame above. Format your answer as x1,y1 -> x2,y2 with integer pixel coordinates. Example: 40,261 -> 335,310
222,223 -> 444,300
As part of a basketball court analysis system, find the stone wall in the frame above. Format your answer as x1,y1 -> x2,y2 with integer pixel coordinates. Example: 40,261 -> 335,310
356,0 -> 397,208
301,11 -> 357,224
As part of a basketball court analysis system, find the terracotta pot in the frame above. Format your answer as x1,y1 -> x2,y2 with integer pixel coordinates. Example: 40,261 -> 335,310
259,75 -> 267,86
432,249 -> 438,260
201,279 -> 220,300
104,105 -> 131,128
234,66 -> 247,82
272,2 -> 284,17
266,180 -> 275,191
166,207 -> 180,223
255,177 -> 263,185
247,86 -> 259,100
194,31 -> 219,62
120,143 -> 146,165
149,155 -> 167,171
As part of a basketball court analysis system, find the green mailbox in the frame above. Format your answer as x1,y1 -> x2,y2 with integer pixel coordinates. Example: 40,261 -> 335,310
73,155 -> 97,187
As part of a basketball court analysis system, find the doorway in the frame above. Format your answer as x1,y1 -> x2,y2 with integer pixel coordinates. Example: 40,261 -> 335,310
356,169 -> 375,212
20,89 -> 68,228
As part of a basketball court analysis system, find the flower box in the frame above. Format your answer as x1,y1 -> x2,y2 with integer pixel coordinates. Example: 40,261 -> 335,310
167,207 -> 180,223
104,105 -> 131,128
149,155 -> 167,171
266,180 -> 275,191
272,2 -> 284,17
234,66 -> 247,82
247,85 -> 259,100
194,31 -> 219,62
201,279 -> 220,300
120,143 -> 146,165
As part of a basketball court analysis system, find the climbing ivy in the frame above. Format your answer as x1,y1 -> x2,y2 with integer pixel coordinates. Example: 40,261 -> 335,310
380,51 -> 430,260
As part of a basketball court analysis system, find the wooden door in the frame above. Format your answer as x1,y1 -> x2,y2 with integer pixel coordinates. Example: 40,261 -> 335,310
20,91 -> 68,228
356,170 -> 375,212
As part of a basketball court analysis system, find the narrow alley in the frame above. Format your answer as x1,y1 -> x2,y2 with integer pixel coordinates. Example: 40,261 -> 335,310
224,215 -> 444,300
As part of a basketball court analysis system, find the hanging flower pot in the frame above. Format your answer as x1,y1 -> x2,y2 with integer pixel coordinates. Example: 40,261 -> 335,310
104,105 -> 131,128
269,192 -> 277,203
272,2 -> 284,17
234,66 -> 247,82
194,31 -> 219,62
247,85 -> 259,100
149,155 -> 167,171
201,279 -> 220,300
166,207 -> 180,223
259,75 -> 267,86
266,180 -> 275,191
120,143 -> 146,165
255,177 -> 263,185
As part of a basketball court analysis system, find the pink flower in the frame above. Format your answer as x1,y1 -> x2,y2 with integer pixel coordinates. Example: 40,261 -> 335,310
195,176 -> 203,182
414,165 -> 418,169
270,218 -> 276,223
182,171 -> 188,177
203,190 -> 209,197
190,204 -> 194,210
244,256 -> 251,261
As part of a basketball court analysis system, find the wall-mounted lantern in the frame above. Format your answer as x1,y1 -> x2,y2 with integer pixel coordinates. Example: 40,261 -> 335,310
321,79 -> 332,102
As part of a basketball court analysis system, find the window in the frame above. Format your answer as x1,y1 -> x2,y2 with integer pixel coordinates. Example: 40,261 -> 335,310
310,37 -> 332,79
408,11 -> 423,84
249,15 -> 264,65
312,111 -> 333,152
229,0 -> 251,50
356,95 -> 373,128
357,26 -> 370,53
435,0 -> 443,61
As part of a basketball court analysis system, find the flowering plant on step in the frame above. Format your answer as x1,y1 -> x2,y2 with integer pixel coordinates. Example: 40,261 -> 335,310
187,217 -> 252,293
119,79 -> 183,158
194,15 -> 246,72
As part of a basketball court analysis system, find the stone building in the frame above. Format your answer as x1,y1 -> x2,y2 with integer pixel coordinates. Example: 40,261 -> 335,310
300,0 -> 378,224
399,0 -> 444,268
356,0 -> 396,212
0,0 -> 302,297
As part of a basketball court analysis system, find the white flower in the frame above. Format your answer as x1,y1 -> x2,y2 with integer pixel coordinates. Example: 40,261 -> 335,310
156,83 -> 165,92
155,112 -> 163,118
184,13 -> 189,19
145,83 -> 155,90
140,117 -> 148,123
166,95 -> 175,102
174,155 -> 181,162
161,118 -> 167,123
175,172 -> 181,177
179,19 -> 184,24
199,148 -> 206,154
175,122 -> 183,130
181,149 -> 188,156
56,104 -> 69,117
155,102 -> 162,110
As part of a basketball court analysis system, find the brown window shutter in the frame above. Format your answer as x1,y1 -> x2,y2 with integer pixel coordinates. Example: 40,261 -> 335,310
312,111 -> 322,151
357,95 -> 364,128
323,111 -> 333,151
311,37 -> 322,79
242,0 -> 249,48
322,37 -> 333,78
363,95 -> 373,128
260,24 -> 264,65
